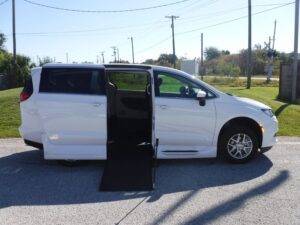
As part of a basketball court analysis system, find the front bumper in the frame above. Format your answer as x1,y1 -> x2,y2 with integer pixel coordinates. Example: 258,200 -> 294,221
261,116 -> 278,148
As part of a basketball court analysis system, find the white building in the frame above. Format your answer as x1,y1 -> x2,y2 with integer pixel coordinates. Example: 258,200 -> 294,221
180,59 -> 200,75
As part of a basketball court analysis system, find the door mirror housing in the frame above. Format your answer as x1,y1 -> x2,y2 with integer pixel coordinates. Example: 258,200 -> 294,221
197,90 -> 206,106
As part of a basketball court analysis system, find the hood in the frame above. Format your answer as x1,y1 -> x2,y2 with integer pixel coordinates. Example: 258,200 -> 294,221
232,96 -> 271,109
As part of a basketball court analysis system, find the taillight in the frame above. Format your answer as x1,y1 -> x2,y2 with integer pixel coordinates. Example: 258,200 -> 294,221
20,77 -> 33,102
20,92 -> 31,102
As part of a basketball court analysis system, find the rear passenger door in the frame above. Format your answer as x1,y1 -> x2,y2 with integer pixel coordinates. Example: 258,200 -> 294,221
37,66 -> 107,159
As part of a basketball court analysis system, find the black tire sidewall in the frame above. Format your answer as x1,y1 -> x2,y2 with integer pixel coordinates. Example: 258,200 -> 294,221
219,126 -> 259,163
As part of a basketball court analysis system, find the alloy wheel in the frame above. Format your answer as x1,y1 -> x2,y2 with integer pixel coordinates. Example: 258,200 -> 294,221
227,133 -> 253,159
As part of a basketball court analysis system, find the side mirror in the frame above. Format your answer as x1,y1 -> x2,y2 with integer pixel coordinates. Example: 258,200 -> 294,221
197,90 -> 206,106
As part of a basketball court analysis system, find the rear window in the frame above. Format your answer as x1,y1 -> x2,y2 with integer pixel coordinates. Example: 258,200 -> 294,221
39,68 -> 105,95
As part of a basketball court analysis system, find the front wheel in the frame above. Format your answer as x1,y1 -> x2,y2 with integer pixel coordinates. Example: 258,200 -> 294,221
219,126 -> 259,163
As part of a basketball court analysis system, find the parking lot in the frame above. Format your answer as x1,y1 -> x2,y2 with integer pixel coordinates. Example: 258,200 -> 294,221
0,137 -> 299,225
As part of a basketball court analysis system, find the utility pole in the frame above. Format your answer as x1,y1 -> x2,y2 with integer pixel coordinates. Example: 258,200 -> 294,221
166,15 -> 179,68
267,20 -> 277,82
272,20 -> 277,50
111,47 -> 117,63
96,55 -> 99,64
201,33 -> 204,80
117,47 -> 119,62
11,0 -> 17,87
36,56 -> 40,66
128,37 -> 135,64
101,51 -> 105,63
246,0 -> 252,89
12,0 -> 16,64
66,53 -> 69,63
292,0 -> 299,101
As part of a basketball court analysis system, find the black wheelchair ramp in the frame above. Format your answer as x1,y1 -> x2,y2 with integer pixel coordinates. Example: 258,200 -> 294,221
100,143 -> 154,191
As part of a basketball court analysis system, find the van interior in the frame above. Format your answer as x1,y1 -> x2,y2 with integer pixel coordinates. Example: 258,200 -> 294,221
100,70 -> 155,191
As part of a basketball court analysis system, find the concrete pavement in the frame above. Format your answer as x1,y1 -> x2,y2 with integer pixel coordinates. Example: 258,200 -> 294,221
0,137 -> 299,225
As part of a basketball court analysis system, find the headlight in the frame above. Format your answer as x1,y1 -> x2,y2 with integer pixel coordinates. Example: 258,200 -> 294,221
261,109 -> 274,117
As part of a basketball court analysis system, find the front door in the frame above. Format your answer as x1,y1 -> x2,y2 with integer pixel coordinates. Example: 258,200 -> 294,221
154,70 -> 216,158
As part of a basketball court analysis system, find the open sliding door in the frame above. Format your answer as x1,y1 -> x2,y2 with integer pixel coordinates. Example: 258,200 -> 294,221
100,66 -> 156,191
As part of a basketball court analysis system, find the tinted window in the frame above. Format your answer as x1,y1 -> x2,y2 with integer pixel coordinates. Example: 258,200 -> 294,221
155,71 -> 215,98
39,68 -> 105,95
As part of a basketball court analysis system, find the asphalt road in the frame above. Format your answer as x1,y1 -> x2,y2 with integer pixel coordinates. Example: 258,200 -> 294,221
0,137 -> 299,225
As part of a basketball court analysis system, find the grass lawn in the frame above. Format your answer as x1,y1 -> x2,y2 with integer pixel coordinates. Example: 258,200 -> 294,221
0,85 -> 299,138
0,88 -> 22,138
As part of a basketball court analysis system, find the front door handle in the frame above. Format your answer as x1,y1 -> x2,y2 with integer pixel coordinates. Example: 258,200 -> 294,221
159,105 -> 169,110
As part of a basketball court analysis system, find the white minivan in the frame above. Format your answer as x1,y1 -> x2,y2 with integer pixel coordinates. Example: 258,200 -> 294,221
19,63 -> 278,163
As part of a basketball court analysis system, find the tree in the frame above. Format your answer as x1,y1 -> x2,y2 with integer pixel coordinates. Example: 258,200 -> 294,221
239,49 -> 266,76
218,62 -> 240,77
157,53 -> 177,65
205,47 -> 220,60
221,50 -> 230,55
0,33 -> 5,50
38,56 -> 54,66
0,32 -> 31,89
142,59 -> 156,65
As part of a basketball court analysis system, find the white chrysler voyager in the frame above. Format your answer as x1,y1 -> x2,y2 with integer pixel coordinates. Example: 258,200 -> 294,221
19,64 -> 278,163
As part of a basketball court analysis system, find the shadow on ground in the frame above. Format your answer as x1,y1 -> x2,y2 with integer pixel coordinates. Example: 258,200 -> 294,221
0,149 -> 273,209
275,103 -> 291,117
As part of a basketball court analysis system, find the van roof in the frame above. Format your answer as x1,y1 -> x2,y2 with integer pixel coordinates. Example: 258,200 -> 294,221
43,63 -> 152,70
43,63 -> 104,69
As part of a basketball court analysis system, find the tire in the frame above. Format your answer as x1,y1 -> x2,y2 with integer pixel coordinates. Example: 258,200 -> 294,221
218,126 -> 259,163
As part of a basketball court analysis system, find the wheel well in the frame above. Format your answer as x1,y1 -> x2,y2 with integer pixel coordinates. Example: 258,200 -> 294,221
217,117 -> 262,151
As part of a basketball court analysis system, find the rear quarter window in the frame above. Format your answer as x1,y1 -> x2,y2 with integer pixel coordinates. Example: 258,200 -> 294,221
39,68 -> 105,95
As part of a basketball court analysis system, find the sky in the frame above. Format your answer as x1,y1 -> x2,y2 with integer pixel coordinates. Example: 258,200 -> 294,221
0,0 -> 297,64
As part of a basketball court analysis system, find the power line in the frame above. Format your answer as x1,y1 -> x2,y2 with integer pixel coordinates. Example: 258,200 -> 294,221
0,0 -> 8,6
136,36 -> 171,54
168,0 -> 219,15
12,20 -> 169,36
23,0 -> 191,13
135,2 -> 294,55
11,3 -> 291,37
3,0 -> 293,60
176,2 -> 294,36
175,3 -> 290,23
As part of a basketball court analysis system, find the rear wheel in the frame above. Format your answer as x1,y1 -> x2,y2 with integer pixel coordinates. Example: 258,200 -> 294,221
219,126 -> 258,163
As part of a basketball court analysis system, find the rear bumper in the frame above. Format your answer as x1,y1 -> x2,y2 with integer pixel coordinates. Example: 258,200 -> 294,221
24,139 -> 43,149
19,125 -> 43,144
